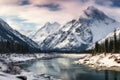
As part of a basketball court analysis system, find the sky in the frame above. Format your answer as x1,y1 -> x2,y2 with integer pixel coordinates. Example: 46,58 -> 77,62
1,0 -> 120,33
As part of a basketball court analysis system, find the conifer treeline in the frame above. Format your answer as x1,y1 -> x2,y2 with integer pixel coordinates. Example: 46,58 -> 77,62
0,40 -> 29,53
93,30 -> 120,55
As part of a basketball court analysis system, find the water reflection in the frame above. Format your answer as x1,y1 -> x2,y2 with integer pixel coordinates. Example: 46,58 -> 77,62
20,58 -> 120,80
113,72 -> 118,80
105,71 -> 109,80
104,71 -> 120,80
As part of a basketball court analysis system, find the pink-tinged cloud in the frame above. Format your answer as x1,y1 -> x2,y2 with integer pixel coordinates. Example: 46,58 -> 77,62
0,0 -> 120,33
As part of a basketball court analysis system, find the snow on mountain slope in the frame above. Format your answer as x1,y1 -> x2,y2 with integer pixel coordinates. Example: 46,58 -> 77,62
40,6 -> 120,52
0,18 -> 40,51
40,19 -> 93,52
80,6 -> 120,43
31,22 -> 61,44
98,28 -> 120,44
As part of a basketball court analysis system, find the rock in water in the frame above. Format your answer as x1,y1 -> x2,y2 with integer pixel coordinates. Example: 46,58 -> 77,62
17,76 -> 27,80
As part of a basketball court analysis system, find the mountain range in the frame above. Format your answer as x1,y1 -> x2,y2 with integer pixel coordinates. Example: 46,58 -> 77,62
30,6 -> 120,52
0,6 -> 120,53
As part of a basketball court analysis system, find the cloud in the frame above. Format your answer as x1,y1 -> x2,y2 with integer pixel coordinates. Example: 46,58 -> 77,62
95,0 -> 112,6
0,0 -> 120,34
17,0 -> 30,6
1,16 -> 37,31
110,0 -> 120,7
36,3 -> 61,11
95,0 -> 120,7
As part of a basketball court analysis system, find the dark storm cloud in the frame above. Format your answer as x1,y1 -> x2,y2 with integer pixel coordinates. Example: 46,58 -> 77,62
78,0 -> 89,3
95,0 -> 120,7
36,3 -> 61,11
18,0 -> 30,6
110,0 -> 120,7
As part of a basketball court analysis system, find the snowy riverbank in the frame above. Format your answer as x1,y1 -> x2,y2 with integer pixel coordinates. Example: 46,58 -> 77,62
0,53 -> 60,63
0,53 -> 61,80
0,54 -> 94,80
75,53 -> 120,71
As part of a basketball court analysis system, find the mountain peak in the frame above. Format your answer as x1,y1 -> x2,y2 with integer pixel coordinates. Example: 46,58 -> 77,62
44,22 -> 60,30
45,22 -> 60,26
80,6 -> 109,21
86,6 -> 97,11
31,22 -> 61,44
46,22 -> 51,25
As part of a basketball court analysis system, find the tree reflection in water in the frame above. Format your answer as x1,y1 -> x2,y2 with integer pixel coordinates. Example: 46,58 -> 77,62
105,70 -> 119,80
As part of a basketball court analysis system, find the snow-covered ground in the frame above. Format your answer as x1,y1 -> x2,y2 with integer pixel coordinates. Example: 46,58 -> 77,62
0,72 -> 20,80
0,53 -> 61,80
0,53 -> 59,63
0,71 -> 61,80
0,53 -> 91,80
75,53 -> 120,71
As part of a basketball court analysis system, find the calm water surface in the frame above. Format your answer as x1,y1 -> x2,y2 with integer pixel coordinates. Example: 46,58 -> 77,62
20,56 -> 120,80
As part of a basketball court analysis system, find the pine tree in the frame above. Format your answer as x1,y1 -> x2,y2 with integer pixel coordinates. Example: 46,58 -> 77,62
105,39 -> 108,55
113,29 -> 117,53
94,42 -> 99,54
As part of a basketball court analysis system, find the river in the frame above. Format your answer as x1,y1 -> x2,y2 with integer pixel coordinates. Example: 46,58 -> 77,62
20,54 -> 120,80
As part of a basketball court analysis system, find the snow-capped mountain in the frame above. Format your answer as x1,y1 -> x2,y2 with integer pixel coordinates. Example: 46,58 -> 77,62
40,6 -> 120,52
0,19 -> 40,52
80,6 -> 120,43
31,22 -> 61,44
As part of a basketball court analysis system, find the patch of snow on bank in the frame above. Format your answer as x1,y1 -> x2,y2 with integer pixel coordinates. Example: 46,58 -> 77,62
0,54 -> 59,63
0,72 -> 20,80
0,54 -> 62,80
75,54 -> 120,68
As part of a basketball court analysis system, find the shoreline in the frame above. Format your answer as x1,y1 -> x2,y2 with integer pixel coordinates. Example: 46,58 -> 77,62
81,63 -> 120,72
75,53 -> 120,72
0,53 -> 62,80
